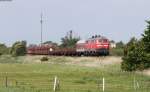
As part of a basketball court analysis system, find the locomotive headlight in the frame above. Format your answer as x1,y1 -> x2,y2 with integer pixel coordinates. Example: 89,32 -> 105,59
49,48 -> 53,52
97,44 -> 103,47
97,44 -> 108,47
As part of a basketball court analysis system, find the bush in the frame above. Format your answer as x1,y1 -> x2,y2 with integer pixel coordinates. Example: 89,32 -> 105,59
0,44 -> 9,55
40,56 -> 49,61
121,36 -> 150,71
121,20 -> 150,71
121,41 -> 148,71
10,41 -> 27,56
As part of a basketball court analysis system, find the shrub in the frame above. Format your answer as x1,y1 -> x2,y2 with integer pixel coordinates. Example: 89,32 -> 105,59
10,41 -> 27,56
40,56 -> 49,61
121,38 -> 149,71
121,20 -> 150,71
0,44 -> 9,55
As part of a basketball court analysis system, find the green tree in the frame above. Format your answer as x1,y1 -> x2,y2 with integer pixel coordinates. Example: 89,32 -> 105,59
0,43 -> 9,55
10,41 -> 27,56
60,31 -> 80,48
121,21 -> 150,71
142,20 -> 150,68
142,20 -> 150,53
43,41 -> 58,46
121,40 -> 147,71
124,37 -> 137,56
110,40 -> 115,43
116,41 -> 124,48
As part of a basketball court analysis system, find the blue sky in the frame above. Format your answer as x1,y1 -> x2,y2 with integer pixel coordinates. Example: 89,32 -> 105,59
0,0 -> 150,46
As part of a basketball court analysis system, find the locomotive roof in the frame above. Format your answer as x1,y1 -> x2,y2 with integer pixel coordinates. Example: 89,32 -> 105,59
77,40 -> 86,44
88,36 -> 108,40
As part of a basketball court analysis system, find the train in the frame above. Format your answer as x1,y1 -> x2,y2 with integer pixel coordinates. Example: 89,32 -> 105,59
27,35 -> 110,56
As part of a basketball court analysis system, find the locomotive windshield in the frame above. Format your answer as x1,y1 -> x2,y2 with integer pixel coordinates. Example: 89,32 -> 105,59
103,39 -> 108,43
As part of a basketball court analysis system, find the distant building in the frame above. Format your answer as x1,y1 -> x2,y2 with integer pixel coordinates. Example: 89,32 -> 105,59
110,40 -> 116,48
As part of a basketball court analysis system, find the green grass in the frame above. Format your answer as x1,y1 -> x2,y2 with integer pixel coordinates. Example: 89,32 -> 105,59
0,55 -> 149,92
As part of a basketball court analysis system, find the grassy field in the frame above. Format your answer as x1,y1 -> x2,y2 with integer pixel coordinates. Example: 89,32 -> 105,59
0,55 -> 149,92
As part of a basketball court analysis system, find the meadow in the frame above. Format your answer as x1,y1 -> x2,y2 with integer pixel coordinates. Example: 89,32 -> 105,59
0,55 -> 149,92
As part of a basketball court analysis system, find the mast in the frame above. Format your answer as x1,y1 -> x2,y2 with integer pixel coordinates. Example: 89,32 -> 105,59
40,13 -> 43,46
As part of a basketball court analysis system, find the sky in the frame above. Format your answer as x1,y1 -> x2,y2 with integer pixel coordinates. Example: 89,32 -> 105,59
0,0 -> 150,46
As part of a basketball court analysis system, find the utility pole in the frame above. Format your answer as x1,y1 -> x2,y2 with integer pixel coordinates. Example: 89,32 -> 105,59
69,30 -> 73,39
40,13 -> 43,46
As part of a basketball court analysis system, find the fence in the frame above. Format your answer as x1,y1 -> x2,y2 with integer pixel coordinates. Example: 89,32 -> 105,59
0,74 -> 150,92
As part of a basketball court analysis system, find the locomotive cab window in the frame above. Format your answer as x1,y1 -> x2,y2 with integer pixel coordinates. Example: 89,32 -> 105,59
99,39 -> 102,42
103,39 -> 108,43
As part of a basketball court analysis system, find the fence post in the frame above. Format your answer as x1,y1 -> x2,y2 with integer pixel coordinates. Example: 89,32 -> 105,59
53,76 -> 57,92
103,77 -> 105,92
136,82 -> 139,89
134,77 -> 140,91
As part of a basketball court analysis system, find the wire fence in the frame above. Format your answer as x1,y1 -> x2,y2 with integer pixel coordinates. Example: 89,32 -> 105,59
0,75 -> 149,92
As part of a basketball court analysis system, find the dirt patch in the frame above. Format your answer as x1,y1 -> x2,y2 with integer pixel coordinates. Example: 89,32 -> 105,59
142,69 -> 150,76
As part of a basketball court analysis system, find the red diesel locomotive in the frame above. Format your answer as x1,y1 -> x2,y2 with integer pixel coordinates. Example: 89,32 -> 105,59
27,35 -> 110,56
76,35 -> 109,56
